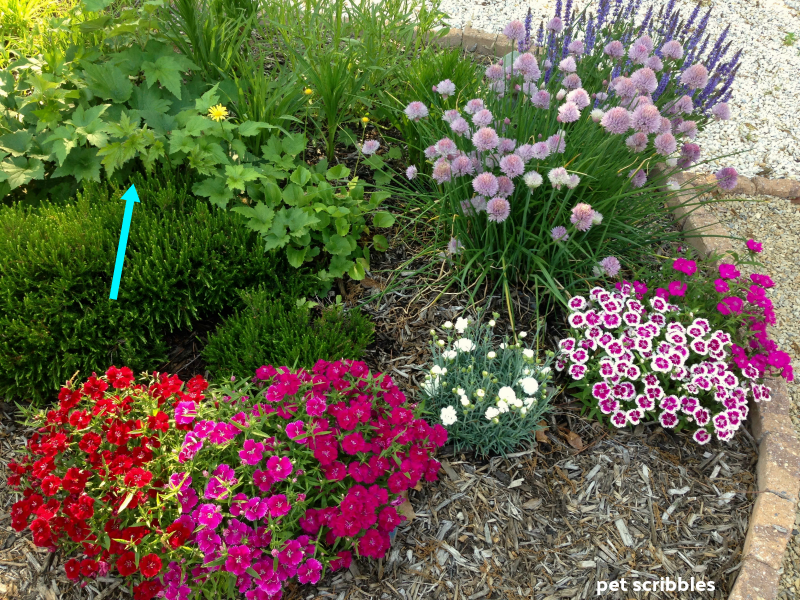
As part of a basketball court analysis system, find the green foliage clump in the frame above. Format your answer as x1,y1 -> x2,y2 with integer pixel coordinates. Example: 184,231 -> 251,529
203,288 -> 374,380
0,167 -> 319,402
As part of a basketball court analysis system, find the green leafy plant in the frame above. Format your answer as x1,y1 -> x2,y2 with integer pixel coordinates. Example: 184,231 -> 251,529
783,32 -> 797,46
0,167 -> 319,402
203,287 -> 375,380
420,313 -> 556,457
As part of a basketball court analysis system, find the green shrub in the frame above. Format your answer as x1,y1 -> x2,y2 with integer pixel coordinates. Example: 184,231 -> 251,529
0,167 -> 320,402
203,287 -> 374,379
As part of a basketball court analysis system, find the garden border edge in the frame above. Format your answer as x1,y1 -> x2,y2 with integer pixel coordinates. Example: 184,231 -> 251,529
427,25 -> 800,599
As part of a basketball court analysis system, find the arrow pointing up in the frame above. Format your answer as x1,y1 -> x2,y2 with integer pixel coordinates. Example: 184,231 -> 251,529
109,184 -> 140,300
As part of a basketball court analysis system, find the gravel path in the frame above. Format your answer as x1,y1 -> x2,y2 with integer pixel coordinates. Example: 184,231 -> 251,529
434,0 -> 800,179
705,195 -> 800,599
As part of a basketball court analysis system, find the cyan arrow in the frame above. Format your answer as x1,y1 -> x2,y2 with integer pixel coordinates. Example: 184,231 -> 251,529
109,184 -> 140,300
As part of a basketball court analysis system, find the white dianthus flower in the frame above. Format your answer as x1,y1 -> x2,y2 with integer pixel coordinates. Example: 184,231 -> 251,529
519,331 -> 527,339
459,394 -> 470,406
519,377 -> 539,395
511,397 -> 523,408
522,348 -> 535,359
520,407 -> 528,416
476,389 -> 486,398
540,367 -> 551,375
440,405 -> 458,426
487,351 -> 497,359
498,386 -> 517,402
443,321 -> 453,329
431,365 -> 445,376
497,400 -> 509,413
499,343 -> 507,349
421,376 -> 440,395
442,350 -> 457,360
454,338 -> 475,352
489,319 -> 496,327
455,317 -> 470,333
437,339 -> 445,346
456,387 -> 465,396
485,406 -> 500,420
524,397 -> 537,407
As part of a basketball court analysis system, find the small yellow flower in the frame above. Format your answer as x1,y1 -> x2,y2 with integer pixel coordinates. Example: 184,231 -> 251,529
208,104 -> 229,122
304,88 -> 313,95
361,116 -> 369,124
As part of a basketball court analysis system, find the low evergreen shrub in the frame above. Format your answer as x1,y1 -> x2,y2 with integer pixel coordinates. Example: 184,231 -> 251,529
0,167 -> 320,402
203,288 -> 374,379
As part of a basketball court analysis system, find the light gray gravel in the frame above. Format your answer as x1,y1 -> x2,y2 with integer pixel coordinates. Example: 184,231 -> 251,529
432,0 -> 800,178
705,195 -> 800,599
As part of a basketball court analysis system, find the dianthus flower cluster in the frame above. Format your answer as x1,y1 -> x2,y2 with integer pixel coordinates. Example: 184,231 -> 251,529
8,361 -> 446,600
557,254 -> 791,444
7,367 -> 210,600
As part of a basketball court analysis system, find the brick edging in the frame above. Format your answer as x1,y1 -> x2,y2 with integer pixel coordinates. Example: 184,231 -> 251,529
427,24 -> 800,599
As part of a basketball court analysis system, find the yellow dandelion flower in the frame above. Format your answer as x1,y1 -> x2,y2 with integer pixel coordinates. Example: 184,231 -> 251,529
208,104 -> 229,122
304,88 -> 313,95
361,116 -> 369,124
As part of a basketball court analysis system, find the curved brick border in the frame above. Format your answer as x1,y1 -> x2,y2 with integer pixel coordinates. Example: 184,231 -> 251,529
427,25 -> 800,599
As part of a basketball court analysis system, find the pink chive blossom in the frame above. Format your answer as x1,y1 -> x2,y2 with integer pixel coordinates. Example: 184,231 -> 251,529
485,64 -> 504,80
551,226 -> 569,242
654,132 -> 677,156
677,120 -> 698,139
432,158 -> 451,184
600,107 -> 631,134
557,102 -> 581,123
599,256 -> 621,277
360,140 -> 379,155
472,127 -> 499,151
547,132 -> 566,153
447,237 -> 463,255
715,167 -> 738,191
486,197 -> 511,223
671,95 -> 694,115
566,88 -> 590,109
405,165 -> 417,180
464,99 -> 485,114
451,155 -> 474,176
434,138 -> 457,157
659,117 -> 673,134
626,132 -> 648,153
436,79 -> 456,99
645,55 -> 664,71
631,68 -> 657,94
555,89 -> 567,101
604,40 -> 624,58
629,169 -> 647,188
450,117 -> 470,136
661,40 -> 684,60
498,137 -> 516,153
513,53 -> 541,80
712,102 -> 731,120
404,102 -> 429,121
681,64 -> 709,89
563,73 -> 582,89
516,144 -> 536,162
472,172 -> 499,197
531,90 -> 551,109
571,203 -> 595,231
503,20 -> 526,42
523,171 -> 543,189
558,56 -> 577,73
496,175 -> 515,197
568,40 -> 585,55
679,142 -> 701,167
547,16 -> 563,32
442,109 -> 460,123
628,42 -> 650,64
530,141 -> 550,160
631,104 -> 662,134
423,145 -> 437,160
612,77 -> 636,99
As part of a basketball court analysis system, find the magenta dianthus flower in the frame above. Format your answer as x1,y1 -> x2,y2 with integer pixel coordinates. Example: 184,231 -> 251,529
486,197 -> 511,223
673,257 -> 697,275
266,494 -> 291,518
197,503 -> 223,529
267,455 -> 293,480
668,280 -> 687,296
297,559 -> 323,584
174,401 -> 198,425
225,545 -> 251,576
239,439 -> 265,466
746,239 -> 763,253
